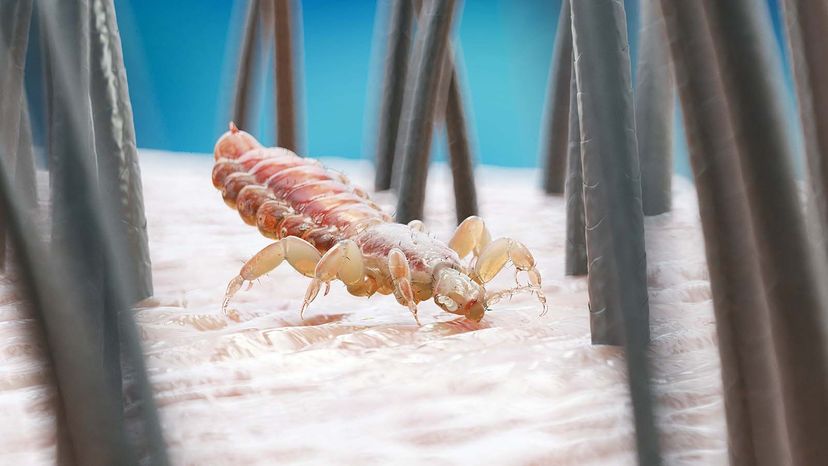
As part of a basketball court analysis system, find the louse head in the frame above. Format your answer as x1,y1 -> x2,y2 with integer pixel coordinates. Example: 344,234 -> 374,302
432,267 -> 487,322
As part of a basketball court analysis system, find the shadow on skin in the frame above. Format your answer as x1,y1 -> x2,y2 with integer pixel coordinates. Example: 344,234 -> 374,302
223,307 -> 491,350
287,312 -> 489,334
286,313 -> 348,327
429,317 -> 491,334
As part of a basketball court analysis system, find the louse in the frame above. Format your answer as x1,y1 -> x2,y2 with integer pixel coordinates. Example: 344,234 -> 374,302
214,123 -> 546,323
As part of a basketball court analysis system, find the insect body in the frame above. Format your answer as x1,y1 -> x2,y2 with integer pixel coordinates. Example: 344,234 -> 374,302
214,123 -> 546,323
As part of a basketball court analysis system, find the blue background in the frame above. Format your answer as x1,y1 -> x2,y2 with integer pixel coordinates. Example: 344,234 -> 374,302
111,0 -> 796,177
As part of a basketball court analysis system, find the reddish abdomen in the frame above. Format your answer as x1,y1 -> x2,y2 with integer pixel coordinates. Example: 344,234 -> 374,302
214,137 -> 389,252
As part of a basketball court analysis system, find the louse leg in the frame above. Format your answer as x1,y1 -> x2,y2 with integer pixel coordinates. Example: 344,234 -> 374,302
485,285 -> 546,310
301,239 -> 365,318
388,248 -> 421,325
448,216 -> 492,267
223,236 -> 321,318
474,237 -> 548,315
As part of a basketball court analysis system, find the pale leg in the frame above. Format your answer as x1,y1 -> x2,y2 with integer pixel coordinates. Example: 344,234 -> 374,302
474,237 -> 547,315
448,216 -> 492,266
388,248 -> 420,325
223,236 -> 322,316
301,239 -> 365,318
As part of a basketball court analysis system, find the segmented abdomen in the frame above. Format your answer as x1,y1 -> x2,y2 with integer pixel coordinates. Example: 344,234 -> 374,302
212,125 -> 390,252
